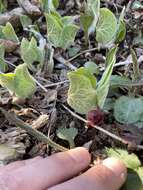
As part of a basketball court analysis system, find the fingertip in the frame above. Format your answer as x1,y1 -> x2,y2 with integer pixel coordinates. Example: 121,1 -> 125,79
103,157 -> 127,183
68,147 -> 91,165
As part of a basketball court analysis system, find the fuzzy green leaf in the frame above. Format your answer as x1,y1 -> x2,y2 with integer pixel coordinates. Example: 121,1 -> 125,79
80,0 -> 100,39
2,22 -> 19,43
59,24 -> 79,49
96,47 -> 117,108
46,12 -> 79,49
20,15 -> 32,28
40,0 -> 59,12
61,16 -> 76,25
80,13 -> 94,38
84,61 -> 99,75
106,148 -> 141,169
67,68 -> 97,114
0,73 -> 15,93
96,8 -> 117,44
0,44 -> 7,72
45,12 -> 62,47
115,20 -> 126,43
21,37 -> 44,71
110,75 -> 132,87
110,75 -> 132,88
87,0 -> 100,29
107,148 -> 143,190
114,96 -> 143,124
57,127 -> 78,148
14,64 -> 36,98
121,168 -> 143,190
0,0 -> 7,13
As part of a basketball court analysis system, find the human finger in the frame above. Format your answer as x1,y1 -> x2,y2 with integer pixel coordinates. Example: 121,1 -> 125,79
49,157 -> 127,190
0,148 -> 90,190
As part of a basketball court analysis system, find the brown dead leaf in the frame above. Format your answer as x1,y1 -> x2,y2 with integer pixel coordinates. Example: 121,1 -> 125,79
17,0 -> 41,17
0,39 -> 19,53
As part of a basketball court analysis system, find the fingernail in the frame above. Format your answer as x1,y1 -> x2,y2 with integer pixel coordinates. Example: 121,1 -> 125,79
102,157 -> 127,180
68,148 -> 91,164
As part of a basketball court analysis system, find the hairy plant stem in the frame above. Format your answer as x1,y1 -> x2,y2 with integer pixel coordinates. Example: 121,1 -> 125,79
0,108 -> 68,152
62,105 -> 143,150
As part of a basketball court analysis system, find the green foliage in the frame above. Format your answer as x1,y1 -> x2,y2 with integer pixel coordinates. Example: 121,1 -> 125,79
0,64 -> 36,98
80,0 -> 100,40
67,68 -> 97,114
115,7 -> 126,43
40,0 -> 59,12
115,20 -> 126,43
0,73 -> 15,93
20,15 -> 32,29
0,44 -> 7,72
80,14 -> 94,41
114,96 -> 143,124
21,37 -> 45,71
96,47 -> 117,108
2,22 -> 19,43
106,148 -> 141,169
0,0 -> 7,13
45,12 -> 79,49
14,64 -> 37,98
106,148 -> 143,190
56,127 -> 78,148
67,47 -> 117,114
96,8 -> 117,44
80,1 -> 126,44
84,61 -> 99,75
110,75 -> 133,87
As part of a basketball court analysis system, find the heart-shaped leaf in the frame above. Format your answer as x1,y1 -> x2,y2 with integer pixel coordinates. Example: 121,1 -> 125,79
114,96 -> 143,124
2,22 -> 19,43
59,24 -> 79,49
0,73 -> 15,93
57,127 -> 78,148
21,37 -> 44,71
45,12 -> 79,49
110,75 -> 133,87
45,12 -> 62,47
14,64 -> 36,98
67,68 -> 97,114
84,61 -> 99,75
96,8 -> 117,44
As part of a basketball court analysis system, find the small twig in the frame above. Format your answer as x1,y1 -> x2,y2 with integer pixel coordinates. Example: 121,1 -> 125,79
43,80 -> 69,88
65,47 -> 98,64
33,78 -> 48,93
54,55 -> 77,70
0,108 -> 68,152
62,105 -> 143,150
5,59 -> 16,68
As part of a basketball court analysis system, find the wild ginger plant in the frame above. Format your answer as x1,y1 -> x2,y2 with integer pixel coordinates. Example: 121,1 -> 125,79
45,11 -> 79,49
80,0 -> 126,45
67,47 -> 117,114
0,63 -> 36,98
